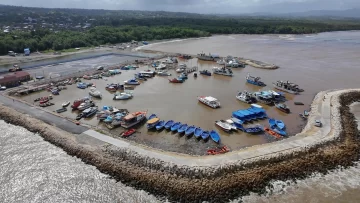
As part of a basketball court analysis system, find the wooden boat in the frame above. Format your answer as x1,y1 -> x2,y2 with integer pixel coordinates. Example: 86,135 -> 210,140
264,127 -> 282,139
210,130 -> 221,143
147,118 -> 160,129
177,124 -> 188,134
275,103 -> 290,113
168,78 -> 183,83
201,131 -> 210,140
155,120 -> 166,130
207,146 -> 230,155
198,96 -> 220,108
120,111 -> 147,129
164,120 -> 174,130
148,114 -> 157,120
171,122 -> 181,132
194,127 -> 203,138
199,70 -> 212,76
275,119 -> 285,130
215,120 -> 232,132
55,108 -> 67,113
121,129 -> 136,137
185,125 -> 196,136
62,101 -> 70,107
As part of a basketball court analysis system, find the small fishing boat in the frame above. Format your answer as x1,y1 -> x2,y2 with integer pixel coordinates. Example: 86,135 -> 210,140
55,108 -> 67,113
304,110 -> 309,116
264,127 -> 281,139
89,87 -> 102,99
121,111 -> 147,129
210,130 -> 221,143
113,92 -> 133,100
201,131 -> 210,140
179,73 -> 188,79
155,120 -> 166,130
223,119 -> 237,131
164,120 -> 174,130
171,122 -> 181,132
236,91 -> 257,104
198,96 -> 220,108
78,101 -> 95,111
268,118 -> 276,128
294,102 -> 304,105
168,78 -> 183,83
299,113 -> 307,120
124,79 -> 140,85
246,73 -> 266,86
275,103 -> 290,113
245,125 -> 264,134
194,127 -> 203,138
121,129 -> 136,138
147,118 -> 160,129
148,114 -> 157,120
157,71 -> 171,76
62,101 -> 70,107
273,80 -> 303,94
83,107 -> 98,118
177,124 -> 188,134
272,126 -> 287,136
275,119 -> 285,130
39,98 -> 49,104
199,70 -> 212,76
76,107 -> 92,120
207,146 -> 230,155
213,67 -> 233,76
215,120 -> 232,132
104,115 -> 114,123
193,72 -> 197,77
185,125 -> 196,136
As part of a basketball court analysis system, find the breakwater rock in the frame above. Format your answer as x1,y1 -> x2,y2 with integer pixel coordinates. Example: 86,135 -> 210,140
0,90 -> 359,202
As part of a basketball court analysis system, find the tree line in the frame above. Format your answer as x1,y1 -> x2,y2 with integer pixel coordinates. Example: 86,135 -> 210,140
0,26 -> 210,55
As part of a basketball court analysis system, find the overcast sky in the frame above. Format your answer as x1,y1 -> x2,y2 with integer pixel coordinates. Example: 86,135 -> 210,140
1,0 -> 359,13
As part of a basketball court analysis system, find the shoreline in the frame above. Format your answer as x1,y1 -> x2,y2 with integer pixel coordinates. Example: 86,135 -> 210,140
0,89 -> 359,202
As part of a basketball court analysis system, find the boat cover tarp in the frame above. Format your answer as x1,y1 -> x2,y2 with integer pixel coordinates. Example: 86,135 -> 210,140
147,118 -> 160,124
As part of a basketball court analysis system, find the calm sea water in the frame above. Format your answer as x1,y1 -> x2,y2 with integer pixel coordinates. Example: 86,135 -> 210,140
2,31 -> 360,202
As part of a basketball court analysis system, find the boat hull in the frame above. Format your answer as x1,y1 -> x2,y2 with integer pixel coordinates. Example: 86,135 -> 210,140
247,79 -> 266,87
273,84 -> 299,94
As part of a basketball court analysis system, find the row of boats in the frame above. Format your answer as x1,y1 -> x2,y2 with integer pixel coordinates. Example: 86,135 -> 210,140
146,114 -> 221,143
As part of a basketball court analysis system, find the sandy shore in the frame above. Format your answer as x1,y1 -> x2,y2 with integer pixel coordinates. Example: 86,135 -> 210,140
0,88 -> 359,202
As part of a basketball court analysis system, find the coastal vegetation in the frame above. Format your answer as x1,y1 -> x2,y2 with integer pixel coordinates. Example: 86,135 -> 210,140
1,5 -> 360,54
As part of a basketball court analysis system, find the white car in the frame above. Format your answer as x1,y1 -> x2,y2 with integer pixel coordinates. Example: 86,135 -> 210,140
314,120 -> 322,127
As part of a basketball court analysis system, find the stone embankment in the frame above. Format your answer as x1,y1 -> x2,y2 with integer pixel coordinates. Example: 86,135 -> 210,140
0,89 -> 359,202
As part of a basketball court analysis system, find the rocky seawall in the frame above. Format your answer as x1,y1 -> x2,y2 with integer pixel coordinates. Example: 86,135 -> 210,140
0,90 -> 359,203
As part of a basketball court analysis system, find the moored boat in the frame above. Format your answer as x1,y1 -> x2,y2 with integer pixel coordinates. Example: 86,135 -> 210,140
121,129 -> 136,137
275,119 -> 286,130
83,107 -> 98,118
272,126 -> 287,136
264,127 -> 282,139
177,124 -> 188,134
148,114 -> 157,120
275,103 -> 290,113
55,107 -> 67,113
124,79 -> 140,85
157,71 -> 171,76
147,118 -> 160,129
121,111 -> 147,129
78,101 -> 95,111
236,91 -> 257,104
89,87 -> 102,99
155,120 -> 166,130
168,78 -> 183,83
199,70 -> 212,76
197,96 -> 220,108
185,125 -> 196,136
171,122 -> 181,132
213,67 -> 233,76
113,92 -> 133,100
246,73 -> 266,86
210,130 -> 221,143
62,101 -> 70,107
201,131 -> 210,140
215,120 -> 232,132
164,120 -> 174,130
194,127 -> 203,138
304,110 -> 309,116
273,80 -> 303,94
197,53 -> 216,61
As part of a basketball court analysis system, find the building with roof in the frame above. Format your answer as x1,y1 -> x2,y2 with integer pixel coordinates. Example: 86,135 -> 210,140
0,71 -> 30,87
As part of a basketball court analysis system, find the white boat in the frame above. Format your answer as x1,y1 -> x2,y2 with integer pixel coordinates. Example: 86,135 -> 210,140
78,101 -> 94,111
155,63 -> 167,70
124,79 -> 140,85
215,120 -> 232,132
236,91 -> 256,104
113,92 -> 133,100
216,59 -> 226,65
251,104 -> 263,109
89,87 -> 102,98
273,80 -> 303,94
120,111 -> 147,129
197,96 -> 220,108
157,71 -> 171,76
62,101 -> 70,107
224,119 -> 237,130
176,67 -> 186,73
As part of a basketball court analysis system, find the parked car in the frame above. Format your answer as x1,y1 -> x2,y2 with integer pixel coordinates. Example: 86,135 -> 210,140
314,120 -> 322,127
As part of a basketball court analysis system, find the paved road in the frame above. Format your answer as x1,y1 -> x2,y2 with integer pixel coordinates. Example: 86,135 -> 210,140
0,94 -> 88,134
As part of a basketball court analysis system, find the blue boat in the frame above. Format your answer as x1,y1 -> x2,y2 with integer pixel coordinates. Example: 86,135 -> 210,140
268,118 -> 276,128
201,131 -> 210,140
271,126 -> 287,136
179,73 -> 188,79
104,115 -> 113,123
124,79 -> 140,85
246,73 -> 266,86
210,130 -> 221,143
178,124 -> 188,133
155,120 -> 166,130
185,125 -> 196,136
164,120 -> 174,130
171,122 -> 181,132
77,82 -> 87,89
275,120 -> 285,130
148,114 -> 157,120
199,70 -> 212,76
245,125 -> 264,134
194,127 -> 203,138
147,118 -> 160,129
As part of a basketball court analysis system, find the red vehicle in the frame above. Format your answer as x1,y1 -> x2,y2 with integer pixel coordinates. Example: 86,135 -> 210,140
121,128 -> 136,137
168,78 -> 183,83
